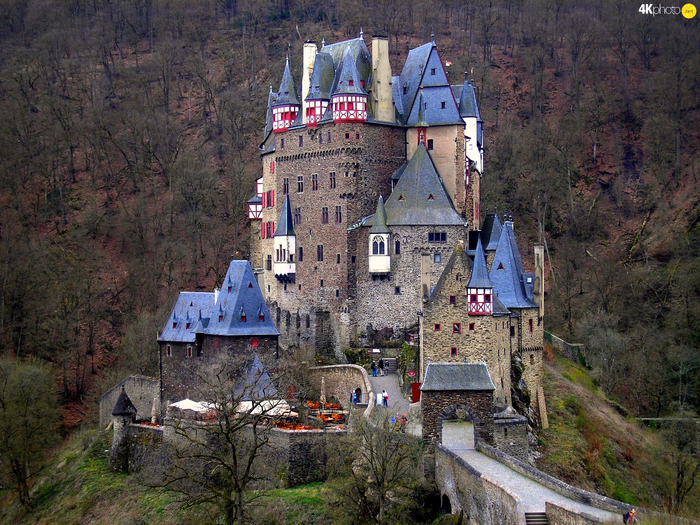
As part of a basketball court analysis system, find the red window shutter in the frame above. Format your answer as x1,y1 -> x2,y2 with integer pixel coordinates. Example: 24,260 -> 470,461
262,192 -> 267,208
270,190 -> 274,207
270,161 -> 275,174
261,225 -> 266,239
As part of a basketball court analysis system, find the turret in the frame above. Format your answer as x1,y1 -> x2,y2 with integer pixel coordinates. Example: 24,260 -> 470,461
305,52 -> 334,127
273,194 -> 296,282
415,89 -> 429,148
110,386 -> 137,472
368,196 -> 390,274
458,73 -> 484,175
247,177 -> 263,220
468,236 -> 493,315
272,56 -> 300,133
332,52 -> 368,123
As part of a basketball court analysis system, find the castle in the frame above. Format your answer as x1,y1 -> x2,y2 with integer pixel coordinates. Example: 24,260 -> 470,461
247,34 -> 546,424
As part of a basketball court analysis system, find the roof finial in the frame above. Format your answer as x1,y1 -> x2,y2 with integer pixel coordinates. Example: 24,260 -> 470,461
431,31 -> 435,44
359,27 -> 363,39
321,36 -> 325,47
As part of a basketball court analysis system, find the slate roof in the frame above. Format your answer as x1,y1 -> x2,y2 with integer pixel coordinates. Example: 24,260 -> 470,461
306,52 -> 335,100
321,36 -> 372,95
489,221 -> 537,309
481,213 -> 502,251
333,51 -> 367,96
458,78 -> 481,120
273,56 -> 300,106
468,236 -> 493,288
421,363 -> 496,391
158,261 -> 279,343
234,354 -> 278,401
112,387 -> 137,417
274,194 -> 295,237
383,145 -> 464,226
369,195 -> 390,234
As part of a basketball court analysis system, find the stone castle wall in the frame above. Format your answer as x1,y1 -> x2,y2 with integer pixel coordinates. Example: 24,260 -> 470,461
350,224 -> 465,345
159,336 -> 278,407
99,375 -> 159,428
422,390 -> 494,452
307,364 -> 373,409
493,416 -> 529,463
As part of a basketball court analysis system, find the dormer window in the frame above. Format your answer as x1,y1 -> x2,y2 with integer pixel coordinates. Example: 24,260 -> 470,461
348,79 -> 354,86
241,313 -> 246,322
172,322 -> 177,329
259,314 -> 265,321
228,286 -> 232,292
186,322 -> 190,330
431,68 -> 436,75
219,315 -> 223,322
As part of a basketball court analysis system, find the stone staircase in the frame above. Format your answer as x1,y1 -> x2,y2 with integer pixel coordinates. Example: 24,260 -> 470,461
525,512 -> 549,525
382,358 -> 398,375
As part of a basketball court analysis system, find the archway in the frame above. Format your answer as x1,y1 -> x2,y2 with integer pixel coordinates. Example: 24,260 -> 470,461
440,494 -> 452,514
438,404 -> 481,450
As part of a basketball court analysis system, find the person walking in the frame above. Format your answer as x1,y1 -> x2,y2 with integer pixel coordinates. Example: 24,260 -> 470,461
382,390 -> 389,407
378,358 -> 384,376
623,509 -> 638,524
371,360 -> 377,377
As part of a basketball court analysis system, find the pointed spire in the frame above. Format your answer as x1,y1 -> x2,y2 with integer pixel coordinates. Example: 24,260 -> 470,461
274,55 -> 300,106
274,194 -> 296,237
469,236 -> 493,288
369,195 -> 390,234
416,89 -> 429,128
321,36 -> 325,48
112,386 -> 137,417
359,28 -> 363,39
431,32 -> 435,44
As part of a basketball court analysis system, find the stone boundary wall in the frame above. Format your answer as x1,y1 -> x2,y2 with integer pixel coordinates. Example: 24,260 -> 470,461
435,444 -> 526,525
308,365 -> 374,417
478,442 -> 629,514
99,375 -> 159,428
545,502 -> 610,525
544,331 -> 584,364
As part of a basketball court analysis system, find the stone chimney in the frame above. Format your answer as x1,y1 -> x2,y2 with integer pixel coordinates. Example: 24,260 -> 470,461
301,41 -> 317,124
370,36 -> 394,123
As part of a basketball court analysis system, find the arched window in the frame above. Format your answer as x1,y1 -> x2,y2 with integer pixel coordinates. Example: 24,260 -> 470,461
372,239 -> 379,254
378,239 -> 385,254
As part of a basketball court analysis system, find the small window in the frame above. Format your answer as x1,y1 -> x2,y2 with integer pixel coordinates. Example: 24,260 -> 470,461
251,338 -> 258,350
441,101 -> 446,109
172,322 -> 177,329
227,286 -> 232,292
186,322 -> 190,330
431,68 -> 436,75
330,172 -> 336,189
345,132 -> 350,139
241,313 -> 246,322
266,255 -> 272,271
328,131 -> 331,142
348,79 -> 354,86
187,346 -> 193,358
498,262 -> 505,270
297,176 -> 304,193
510,326 -> 515,337
299,135 -> 303,147
351,256 -> 356,264
336,289 -> 339,297
469,323 -> 475,331
280,138 -> 285,149
403,86 -> 408,95
312,174 -> 318,191
453,323 -> 461,334
434,253 -> 441,263
451,347 -> 457,357
259,313 -> 264,321
355,133 -> 360,140
427,139 -> 433,150
529,318 -> 534,333
298,247 -> 303,261
283,178 -> 289,195
336,254 -> 341,264
335,205 -> 342,224
319,134 -> 323,144
395,240 -> 401,254
317,245 -> 324,261
322,207 -> 329,224
394,286 -> 401,295
434,323 -> 441,331
449,295 -> 456,305
219,314 -> 223,322
294,207 -> 301,225
320,279 -> 324,287
530,354 -> 535,364
166,345 -> 172,357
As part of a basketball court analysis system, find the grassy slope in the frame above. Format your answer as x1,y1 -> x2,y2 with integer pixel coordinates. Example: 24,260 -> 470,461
538,355 -> 699,519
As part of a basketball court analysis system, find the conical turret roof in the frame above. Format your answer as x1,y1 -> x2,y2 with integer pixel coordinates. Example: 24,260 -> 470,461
468,236 -> 493,288
274,56 -> 300,106
112,387 -> 137,417
369,195 -> 390,234
274,194 -> 296,237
